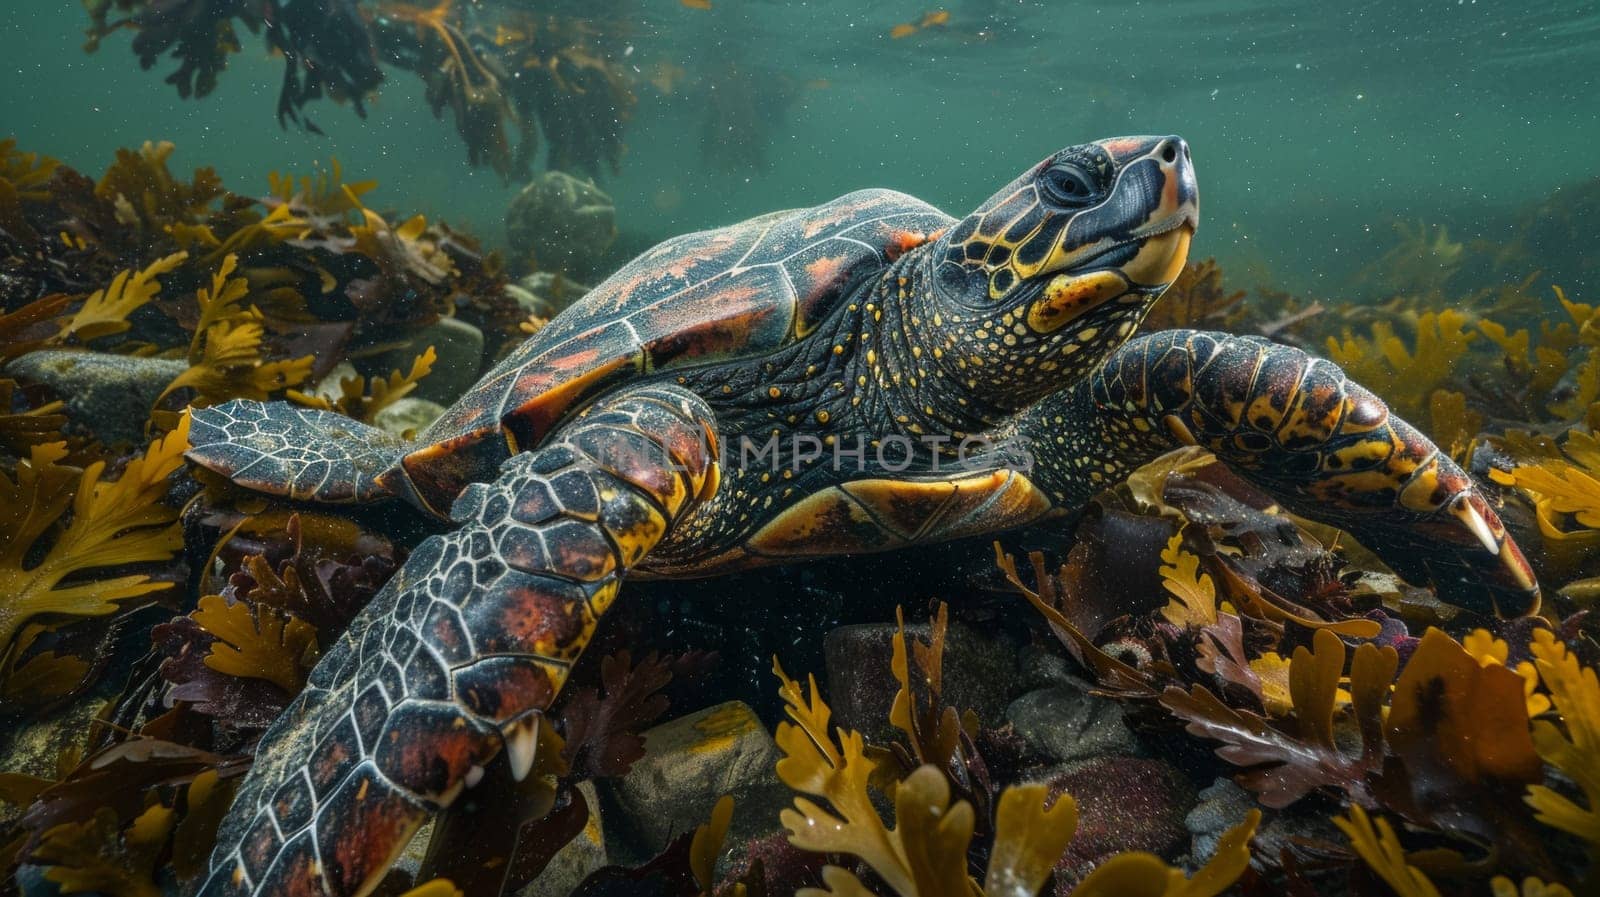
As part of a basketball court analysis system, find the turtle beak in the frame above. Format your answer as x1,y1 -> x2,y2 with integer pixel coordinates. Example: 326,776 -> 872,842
1122,136 -> 1198,286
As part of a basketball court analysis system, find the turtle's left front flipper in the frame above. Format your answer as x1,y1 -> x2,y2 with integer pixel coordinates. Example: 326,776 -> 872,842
195,385 -> 720,897
1021,329 -> 1539,617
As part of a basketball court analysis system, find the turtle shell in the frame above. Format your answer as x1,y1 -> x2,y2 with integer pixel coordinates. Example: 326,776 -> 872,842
397,188 -> 954,507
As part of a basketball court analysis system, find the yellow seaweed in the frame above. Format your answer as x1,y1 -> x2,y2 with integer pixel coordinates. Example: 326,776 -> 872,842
1491,877 -> 1576,897
33,804 -> 174,897
1325,308 -> 1476,422
773,642 -> 1258,897
0,415 -> 189,682
156,255 -> 313,406
1158,531 -> 1219,628
1490,430 -> 1600,532
287,346 -> 437,423
1462,628 -> 1550,717
60,252 -> 188,344
1334,805 -> 1442,897
191,594 -> 319,694
1524,629 -> 1600,853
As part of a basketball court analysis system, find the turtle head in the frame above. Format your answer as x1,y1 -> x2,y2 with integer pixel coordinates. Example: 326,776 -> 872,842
923,135 -> 1197,408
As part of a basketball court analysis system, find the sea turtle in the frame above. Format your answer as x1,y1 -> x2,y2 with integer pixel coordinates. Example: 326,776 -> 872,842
186,135 -> 1539,897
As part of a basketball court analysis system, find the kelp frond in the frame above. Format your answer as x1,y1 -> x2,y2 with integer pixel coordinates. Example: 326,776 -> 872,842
31,804 -> 173,897
0,414 -> 189,677
96,140 -> 224,233
157,255 -> 312,406
1462,628 -> 1550,717
1159,531 -> 1219,628
60,251 -> 187,344
0,379 -> 68,455
0,294 -> 74,362
1,137 -> 62,201
1523,629 -> 1600,856
773,656 -> 909,891
267,157 -> 376,220
186,253 -> 254,357
400,881 -> 464,897
159,318 -> 313,406
190,593 -> 319,694
1490,429 -> 1600,578
1491,877 -> 1576,897
772,643 -> 1259,897
1334,805 -> 1441,897
287,346 -> 437,422
1161,627 -> 1387,808
1325,308 -> 1476,421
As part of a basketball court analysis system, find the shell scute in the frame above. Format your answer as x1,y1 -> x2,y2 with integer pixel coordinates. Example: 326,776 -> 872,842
427,190 -> 953,456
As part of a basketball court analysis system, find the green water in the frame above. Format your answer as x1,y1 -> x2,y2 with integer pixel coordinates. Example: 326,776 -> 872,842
4,1 -> 1598,293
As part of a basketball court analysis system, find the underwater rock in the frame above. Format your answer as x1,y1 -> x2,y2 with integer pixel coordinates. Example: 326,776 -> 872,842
0,690 -> 109,828
1186,778 -> 1341,871
1184,779 -> 1256,867
519,781 -> 608,897
379,317 -> 483,405
823,621 -> 1019,741
305,362 -> 361,404
504,283 -> 555,320
1005,683 -> 1140,765
600,700 -> 787,866
505,171 -> 617,282
512,271 -> 594,318
373,397 -> 446,439
714,830 -> 825,893
1037,756 -> 1197,888
5,350 -> 187,445
1018,643 -> 1091,692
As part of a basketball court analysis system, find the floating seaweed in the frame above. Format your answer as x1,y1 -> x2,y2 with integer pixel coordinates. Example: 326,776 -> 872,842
82,2 -> 635,181
83,0 -> 382,133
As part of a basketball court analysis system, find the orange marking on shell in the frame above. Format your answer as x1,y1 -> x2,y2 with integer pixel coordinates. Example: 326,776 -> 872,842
803,254 -> 849,297
884,229 -> 930,261
803,213 -> 845,239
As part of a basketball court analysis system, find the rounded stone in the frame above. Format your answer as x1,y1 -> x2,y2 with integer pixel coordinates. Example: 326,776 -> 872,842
1005,683 -> 1140,765
505,171 -> 617,282
1036,756 -> 1198,888
379,317 -> 484,404
374,397 -> 446,440
5,349 -> 187,445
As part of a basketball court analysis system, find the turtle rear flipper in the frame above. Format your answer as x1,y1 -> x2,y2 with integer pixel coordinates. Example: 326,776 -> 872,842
186,399 -> 407,503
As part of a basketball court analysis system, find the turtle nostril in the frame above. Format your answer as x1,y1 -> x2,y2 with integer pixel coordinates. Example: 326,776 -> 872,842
1160,141 -> 1179,164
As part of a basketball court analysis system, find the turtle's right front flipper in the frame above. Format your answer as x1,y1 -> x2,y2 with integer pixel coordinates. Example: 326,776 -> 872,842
195,385 -> 720,897
186,399 -> 409,503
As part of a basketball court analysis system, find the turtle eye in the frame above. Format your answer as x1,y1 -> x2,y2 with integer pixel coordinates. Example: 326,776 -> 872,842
1040,163 -> 1099,209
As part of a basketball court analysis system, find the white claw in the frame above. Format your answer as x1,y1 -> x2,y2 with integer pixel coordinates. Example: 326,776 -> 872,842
1453,496 -> 1500,556
505,717 -> 538,782
464,764 -> 485,788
